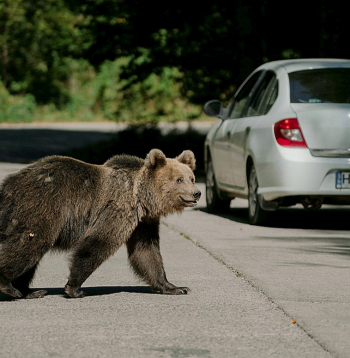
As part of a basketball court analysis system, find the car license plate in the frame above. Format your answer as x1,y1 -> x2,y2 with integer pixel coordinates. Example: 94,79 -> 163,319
336,172 -> 350,189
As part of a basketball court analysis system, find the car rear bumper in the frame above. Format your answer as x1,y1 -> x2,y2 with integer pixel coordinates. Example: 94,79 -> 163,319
256,147 -> 350,201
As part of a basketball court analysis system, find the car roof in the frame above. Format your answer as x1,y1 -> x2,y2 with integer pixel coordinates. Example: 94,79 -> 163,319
256,58 -> 350,73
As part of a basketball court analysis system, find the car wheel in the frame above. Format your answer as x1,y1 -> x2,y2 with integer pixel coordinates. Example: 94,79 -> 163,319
206,157 -> 231,213
248,165 -> 269,225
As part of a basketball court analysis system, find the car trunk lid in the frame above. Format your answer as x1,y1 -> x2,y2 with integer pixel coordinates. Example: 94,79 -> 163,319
290,103 -> 350,156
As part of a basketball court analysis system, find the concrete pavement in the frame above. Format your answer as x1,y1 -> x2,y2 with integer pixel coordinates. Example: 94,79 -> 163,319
164,190 -> 350,358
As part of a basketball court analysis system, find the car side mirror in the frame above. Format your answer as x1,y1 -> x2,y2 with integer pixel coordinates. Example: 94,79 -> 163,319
203,100 -> 228,120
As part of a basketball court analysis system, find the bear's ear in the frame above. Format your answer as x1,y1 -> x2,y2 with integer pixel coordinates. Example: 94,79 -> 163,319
146,149 -> 167,168
176,150 -> 196,170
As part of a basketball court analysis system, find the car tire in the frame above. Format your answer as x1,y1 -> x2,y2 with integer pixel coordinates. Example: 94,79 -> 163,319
248,165 -> 269,225
206,157 -> 231,213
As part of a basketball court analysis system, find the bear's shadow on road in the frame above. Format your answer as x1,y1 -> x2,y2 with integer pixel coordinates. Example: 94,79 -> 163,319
0,285 -> 154,301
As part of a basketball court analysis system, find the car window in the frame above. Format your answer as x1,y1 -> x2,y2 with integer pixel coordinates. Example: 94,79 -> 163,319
228,71 -> 262,119
289,68 -> 350,103
246,71 -> 277,116
263,79 -> 278,113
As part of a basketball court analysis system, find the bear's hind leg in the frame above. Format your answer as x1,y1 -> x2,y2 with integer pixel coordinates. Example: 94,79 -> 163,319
12,264 -> 47,299
65,234 -> 118,298
0,237 -> 51,299
127,221 -> 190,295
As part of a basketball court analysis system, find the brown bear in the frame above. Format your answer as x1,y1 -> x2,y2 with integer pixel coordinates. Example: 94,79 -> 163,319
0,149 -> 201,299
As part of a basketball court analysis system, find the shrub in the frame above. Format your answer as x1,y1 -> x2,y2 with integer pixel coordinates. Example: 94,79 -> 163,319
0,83 -> 36,122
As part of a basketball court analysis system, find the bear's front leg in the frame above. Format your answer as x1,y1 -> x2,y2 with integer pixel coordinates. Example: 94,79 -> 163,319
127,221 -> 189,295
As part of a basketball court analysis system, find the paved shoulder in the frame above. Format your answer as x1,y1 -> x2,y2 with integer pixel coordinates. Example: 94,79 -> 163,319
0,223 -> 331,358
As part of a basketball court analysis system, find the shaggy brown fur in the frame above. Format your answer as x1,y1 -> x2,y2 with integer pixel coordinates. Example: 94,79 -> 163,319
0,149 -> 201,299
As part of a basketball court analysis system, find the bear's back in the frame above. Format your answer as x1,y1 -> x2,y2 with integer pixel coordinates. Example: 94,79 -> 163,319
0,155 -> 102,212
104,154 -> 144,171
1,156 -> 100,188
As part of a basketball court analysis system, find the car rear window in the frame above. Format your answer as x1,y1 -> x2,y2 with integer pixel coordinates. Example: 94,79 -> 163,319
289,68 -> 350,103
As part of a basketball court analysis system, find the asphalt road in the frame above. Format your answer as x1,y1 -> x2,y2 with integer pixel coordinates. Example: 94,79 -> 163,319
0,122 -> 350,357
0,122 -> 126,163
0,121 -> 212,163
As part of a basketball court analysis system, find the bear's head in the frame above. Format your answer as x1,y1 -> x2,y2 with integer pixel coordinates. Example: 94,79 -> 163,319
146,149 -> 201,215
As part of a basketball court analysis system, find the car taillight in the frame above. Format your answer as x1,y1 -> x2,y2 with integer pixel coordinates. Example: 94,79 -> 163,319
274,118 -> 307,147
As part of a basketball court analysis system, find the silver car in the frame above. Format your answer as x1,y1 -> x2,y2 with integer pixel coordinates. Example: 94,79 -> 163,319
203,58 -> 350,225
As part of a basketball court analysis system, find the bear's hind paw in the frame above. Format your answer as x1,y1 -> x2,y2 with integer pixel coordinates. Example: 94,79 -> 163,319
25,290 -> 48,299
64,283 -> 86,298
0,283 -> 23,299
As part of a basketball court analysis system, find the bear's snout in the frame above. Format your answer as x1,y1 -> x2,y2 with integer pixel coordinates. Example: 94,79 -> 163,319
193,190 -> 201,200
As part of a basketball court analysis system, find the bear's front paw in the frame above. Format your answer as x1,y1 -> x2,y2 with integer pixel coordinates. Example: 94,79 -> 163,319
160,286 -> 190,295
64,283 -> 86,298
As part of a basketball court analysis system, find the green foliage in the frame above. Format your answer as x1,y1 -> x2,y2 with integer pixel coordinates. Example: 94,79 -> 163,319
281,49 -> 301,59
2,0 -> 348,124
7,55 -> 204,124
51,55 -> 203,123
71,0 -> 350,105
0,83 -> 36,122
0,0 -> 87,105
112,58 -> 203,123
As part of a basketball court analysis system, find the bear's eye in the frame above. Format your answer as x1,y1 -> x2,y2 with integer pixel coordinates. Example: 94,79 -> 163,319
176,178 -> 183,184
